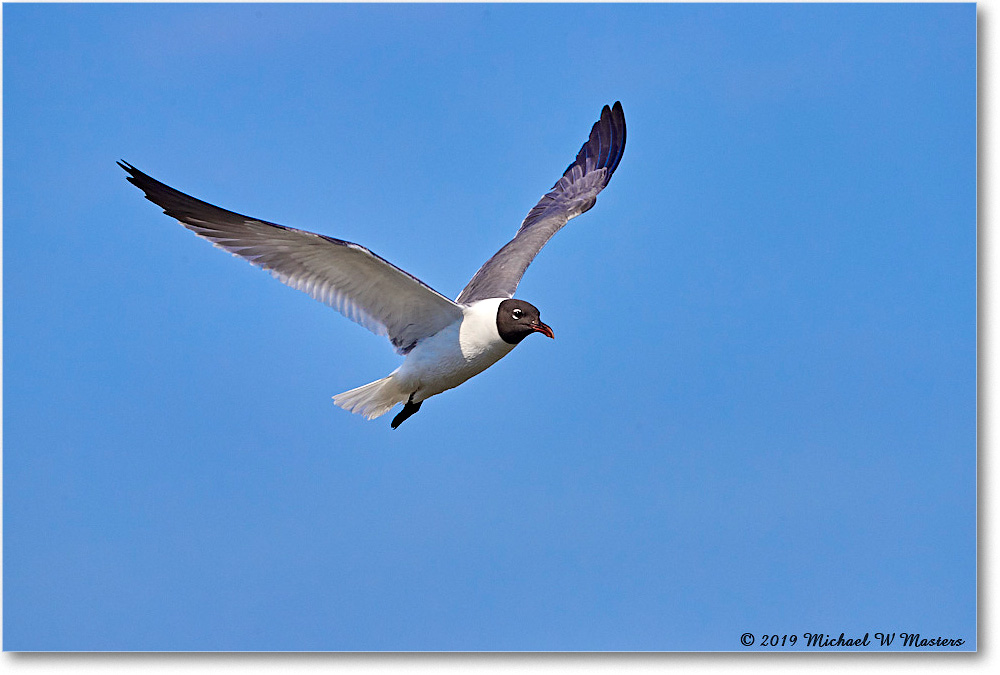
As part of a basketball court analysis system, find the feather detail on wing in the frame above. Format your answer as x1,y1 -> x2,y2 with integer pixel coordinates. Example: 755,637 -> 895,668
120,162 -> 463,354
456,101 -> 626,304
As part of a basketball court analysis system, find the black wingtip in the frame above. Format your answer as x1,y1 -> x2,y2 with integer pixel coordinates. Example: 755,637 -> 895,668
118,160 -> 167,208
564,101 -> 627,182
118,159 -> 139,175
118,160 -> 149,191
608,101 -> 626,176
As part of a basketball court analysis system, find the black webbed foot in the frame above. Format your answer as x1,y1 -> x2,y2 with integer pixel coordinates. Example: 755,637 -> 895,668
391,394 -> 422,429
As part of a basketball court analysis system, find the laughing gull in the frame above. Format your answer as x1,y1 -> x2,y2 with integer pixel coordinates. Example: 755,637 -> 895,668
120,102 -> 626,428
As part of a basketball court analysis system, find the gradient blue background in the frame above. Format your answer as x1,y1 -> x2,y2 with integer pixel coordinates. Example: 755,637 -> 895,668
3,3 -> 976,651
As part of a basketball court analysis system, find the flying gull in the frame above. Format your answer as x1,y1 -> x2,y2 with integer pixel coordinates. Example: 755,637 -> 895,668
120,102 -> 626,428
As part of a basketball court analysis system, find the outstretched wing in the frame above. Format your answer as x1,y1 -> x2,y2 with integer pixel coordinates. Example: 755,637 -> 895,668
456,101 -> 626,304
120,162 -> 463,354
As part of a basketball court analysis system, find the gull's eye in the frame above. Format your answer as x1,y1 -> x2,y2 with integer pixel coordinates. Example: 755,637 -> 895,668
512,308 -> 523,320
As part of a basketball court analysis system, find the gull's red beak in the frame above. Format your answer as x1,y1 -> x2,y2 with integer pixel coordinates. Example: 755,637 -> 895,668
532,321 -> 555,339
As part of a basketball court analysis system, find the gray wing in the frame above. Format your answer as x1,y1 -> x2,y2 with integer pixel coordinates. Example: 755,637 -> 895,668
120,162 -> 463,355
456,101 -> 626,305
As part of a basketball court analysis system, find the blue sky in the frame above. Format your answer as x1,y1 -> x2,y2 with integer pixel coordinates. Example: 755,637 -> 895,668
3,3 -> 975,651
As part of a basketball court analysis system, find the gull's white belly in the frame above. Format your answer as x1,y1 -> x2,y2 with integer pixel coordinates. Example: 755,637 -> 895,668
394,298 -> 515,402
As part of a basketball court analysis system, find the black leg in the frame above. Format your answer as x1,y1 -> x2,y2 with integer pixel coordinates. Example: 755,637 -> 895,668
391,393 -> 422,429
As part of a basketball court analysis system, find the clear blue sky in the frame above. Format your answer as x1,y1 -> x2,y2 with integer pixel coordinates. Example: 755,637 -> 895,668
3,3 -> 975,651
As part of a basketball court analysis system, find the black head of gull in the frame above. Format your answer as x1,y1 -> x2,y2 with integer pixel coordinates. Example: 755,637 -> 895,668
496,299 -> 554,344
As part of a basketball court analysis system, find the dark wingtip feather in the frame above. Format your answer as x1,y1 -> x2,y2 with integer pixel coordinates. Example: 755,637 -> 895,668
118,160 -> 160,199
608,101 -> 626,176
118,159 -> 143,180
118,159 -> 137,184
119,160 -> 261,230
119,161 -> 176,212
562,101 -> 627,184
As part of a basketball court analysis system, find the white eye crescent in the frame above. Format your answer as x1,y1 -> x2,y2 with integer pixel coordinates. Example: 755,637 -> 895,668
512,308 -> 523,320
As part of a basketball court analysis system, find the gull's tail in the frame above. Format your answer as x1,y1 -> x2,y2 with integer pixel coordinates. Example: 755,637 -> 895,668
333,373 -> 407,420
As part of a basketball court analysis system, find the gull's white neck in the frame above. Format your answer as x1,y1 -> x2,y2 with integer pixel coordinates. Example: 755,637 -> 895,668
459,298 -> 511,359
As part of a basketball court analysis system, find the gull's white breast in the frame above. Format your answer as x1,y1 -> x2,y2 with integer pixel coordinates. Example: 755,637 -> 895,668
394,298 -> 515,402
